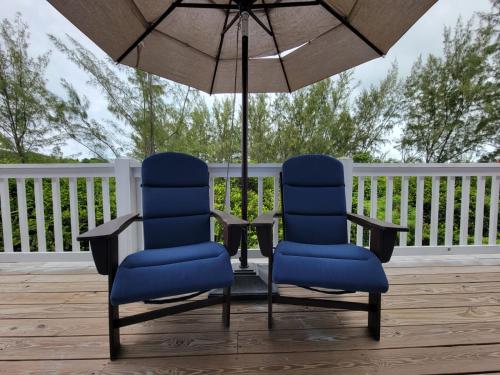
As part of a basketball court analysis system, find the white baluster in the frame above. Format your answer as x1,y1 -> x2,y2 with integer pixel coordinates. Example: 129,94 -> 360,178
488,175 -> 499,245
444,176 -> 455,247
102,177 -> 111,223
356,176 -> 364,246
459,176 -> 471,245
400,176 -> 409,246
257,177 -> 263,216
69,177 -> 80,252
385,176 -> 393,223
86,177 -> 96,230
51,178 -> 64,252
34,178 -> 46,252
0,178 -> 13,252
429,176 -> 440,246
414,176 -> 425,246
16,178 -> 30,252
474,176 -> 486,245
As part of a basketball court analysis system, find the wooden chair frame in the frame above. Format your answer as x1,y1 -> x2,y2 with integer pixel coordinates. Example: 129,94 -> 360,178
252,174 -> 407,339
78,210 -> 247,359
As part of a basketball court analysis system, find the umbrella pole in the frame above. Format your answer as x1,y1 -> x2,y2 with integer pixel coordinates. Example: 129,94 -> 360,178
240,11 -> 249,269
211,8 -> 277,299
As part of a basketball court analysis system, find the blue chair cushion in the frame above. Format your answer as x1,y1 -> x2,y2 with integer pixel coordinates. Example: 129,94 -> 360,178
110,242 -> 234,305
282,155 -> 347,245
273,241 -> 389,293
141,152 -> 211,249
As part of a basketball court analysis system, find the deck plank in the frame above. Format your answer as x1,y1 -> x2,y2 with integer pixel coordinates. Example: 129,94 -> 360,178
1,261 -> 500,374
2,344 -> 500,374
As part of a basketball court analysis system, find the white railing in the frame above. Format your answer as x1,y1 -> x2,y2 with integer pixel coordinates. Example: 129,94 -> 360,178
0,159 -> 498,261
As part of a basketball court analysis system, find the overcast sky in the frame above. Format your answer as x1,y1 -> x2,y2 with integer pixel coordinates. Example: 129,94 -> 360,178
0,0 -> 494,158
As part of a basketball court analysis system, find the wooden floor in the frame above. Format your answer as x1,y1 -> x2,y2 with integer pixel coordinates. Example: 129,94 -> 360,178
2,257 -> 500,374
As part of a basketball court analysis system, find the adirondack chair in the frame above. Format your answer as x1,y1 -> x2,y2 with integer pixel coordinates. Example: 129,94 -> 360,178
78,152 -> 247,359
252,154 -> 408,339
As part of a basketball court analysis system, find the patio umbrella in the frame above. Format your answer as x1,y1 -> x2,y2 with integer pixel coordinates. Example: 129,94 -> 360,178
48,0 -> 436,291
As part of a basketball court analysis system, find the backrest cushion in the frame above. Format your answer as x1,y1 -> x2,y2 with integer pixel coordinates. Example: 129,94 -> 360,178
282,154 -> 347,245
142,152 -> 210,249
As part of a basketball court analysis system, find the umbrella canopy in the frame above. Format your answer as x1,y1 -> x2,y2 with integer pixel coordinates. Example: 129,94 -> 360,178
48,0 -> 436,94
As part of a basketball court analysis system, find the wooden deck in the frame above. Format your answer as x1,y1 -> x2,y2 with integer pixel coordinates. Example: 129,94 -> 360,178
2,257 -> 500,374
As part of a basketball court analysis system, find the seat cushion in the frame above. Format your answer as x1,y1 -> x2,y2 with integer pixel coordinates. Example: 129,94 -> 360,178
273,241 -> 388,293
110,242 -> 233,305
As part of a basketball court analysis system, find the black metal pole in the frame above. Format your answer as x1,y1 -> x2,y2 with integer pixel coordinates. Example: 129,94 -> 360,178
239,11 -> 249,269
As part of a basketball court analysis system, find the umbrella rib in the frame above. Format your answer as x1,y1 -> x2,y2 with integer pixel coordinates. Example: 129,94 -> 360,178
247,10 -> 272,36
117,0 -> 183,64
210,0 -> 233,95
261,0 -> 291,93
252,1 -> 319,9
317,0 -> 384,56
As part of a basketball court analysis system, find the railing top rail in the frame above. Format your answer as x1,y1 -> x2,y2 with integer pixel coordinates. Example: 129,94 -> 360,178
0,163 -> 115,178
354,163 -> 500,177
1,161 -> 498,179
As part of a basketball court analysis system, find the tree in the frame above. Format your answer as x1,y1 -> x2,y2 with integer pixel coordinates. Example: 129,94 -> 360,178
248,93 -> 274,163
50,34 -> 184,159
55,80 -> 123,160
351,64 -> 401,156
0,14 -> 61,162
399,18 -> 499,163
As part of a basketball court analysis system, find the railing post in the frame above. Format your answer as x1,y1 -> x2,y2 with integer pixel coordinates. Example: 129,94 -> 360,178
114,159 -> 138,262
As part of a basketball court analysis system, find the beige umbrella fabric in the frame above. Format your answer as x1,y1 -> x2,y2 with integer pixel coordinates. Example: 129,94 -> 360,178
48,0 -> 436,94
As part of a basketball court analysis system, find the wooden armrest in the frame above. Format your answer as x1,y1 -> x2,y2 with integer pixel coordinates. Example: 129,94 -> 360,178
78,213 -> 141,241
77,213 -> 139,275
347,213 -> 408,263
347,213 -> 408,232
252,211 -> 281,257
211,209 -> 248,227
252,211 -> 281,227
211,209 -> 248,256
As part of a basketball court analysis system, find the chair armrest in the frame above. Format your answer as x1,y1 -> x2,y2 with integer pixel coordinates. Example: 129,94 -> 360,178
252,211 -> 281,258
211,209 -> 248,256
77,213 -> 140,275
78,213 -> 141,241
347,213 -> 408,263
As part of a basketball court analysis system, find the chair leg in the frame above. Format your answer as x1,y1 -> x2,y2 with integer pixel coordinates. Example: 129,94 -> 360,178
368,292 -> 381,341
268,256 -> 274,329
223,287 -> 231,328
109,302 -> 120,360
